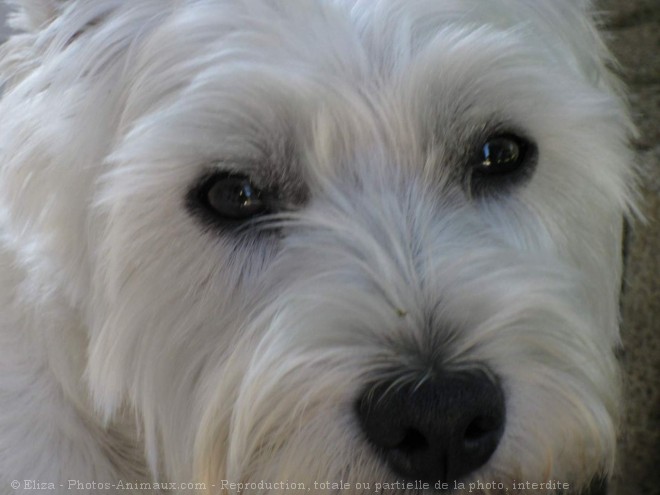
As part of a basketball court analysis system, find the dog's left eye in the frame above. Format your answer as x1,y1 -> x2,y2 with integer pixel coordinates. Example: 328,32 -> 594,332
475,135 -> 530,176
468,134 -> 537,194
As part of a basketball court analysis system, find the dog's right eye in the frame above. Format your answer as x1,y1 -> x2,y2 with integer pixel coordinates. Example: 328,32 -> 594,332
189,172 -> 269,223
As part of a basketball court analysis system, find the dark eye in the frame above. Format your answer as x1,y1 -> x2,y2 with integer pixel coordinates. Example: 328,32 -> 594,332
207,173 -> 266,219
189,172 -> 269,224
475,135 -> 530,176
469,134 -> 537,195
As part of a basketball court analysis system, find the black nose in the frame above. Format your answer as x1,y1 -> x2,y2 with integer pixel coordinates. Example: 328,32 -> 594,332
356,370 -> 505,484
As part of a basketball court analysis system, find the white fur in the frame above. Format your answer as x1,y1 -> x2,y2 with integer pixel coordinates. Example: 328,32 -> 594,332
0,0 -> 636,493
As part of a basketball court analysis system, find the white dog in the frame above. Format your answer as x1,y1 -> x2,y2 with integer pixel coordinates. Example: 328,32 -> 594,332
0,0 -> 637,493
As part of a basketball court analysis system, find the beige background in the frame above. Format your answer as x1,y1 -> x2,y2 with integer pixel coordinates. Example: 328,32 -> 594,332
0,1 -> 657,494
597,1 -> 660,494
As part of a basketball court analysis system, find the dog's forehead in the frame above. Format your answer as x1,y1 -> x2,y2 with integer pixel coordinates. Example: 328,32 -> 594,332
122,0 -> 570,166
158,0 -> 597,77
146,0 -> 576,86
100,0 -> 616,205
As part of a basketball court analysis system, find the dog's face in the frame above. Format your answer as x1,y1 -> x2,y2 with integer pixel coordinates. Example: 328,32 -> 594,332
0,0 -> 637,492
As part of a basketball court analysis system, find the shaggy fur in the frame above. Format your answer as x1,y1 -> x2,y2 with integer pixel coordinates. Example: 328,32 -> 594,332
0,0 -> 636,493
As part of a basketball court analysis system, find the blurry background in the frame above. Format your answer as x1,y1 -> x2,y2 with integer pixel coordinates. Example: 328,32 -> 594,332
0,1 -> 657,494
597,1 -> 660,494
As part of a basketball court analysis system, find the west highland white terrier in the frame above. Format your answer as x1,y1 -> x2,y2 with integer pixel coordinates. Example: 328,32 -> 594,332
0,0 -> 638,494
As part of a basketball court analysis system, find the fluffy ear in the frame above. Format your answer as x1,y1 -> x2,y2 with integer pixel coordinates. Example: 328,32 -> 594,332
6,0 -> 67,31
526,0 -> 625,97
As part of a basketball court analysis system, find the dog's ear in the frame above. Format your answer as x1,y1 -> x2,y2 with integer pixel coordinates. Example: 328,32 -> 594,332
6,0 -> 67,31
530,0 -> 626,97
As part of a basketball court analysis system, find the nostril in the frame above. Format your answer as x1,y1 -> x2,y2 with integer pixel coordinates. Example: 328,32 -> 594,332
464,415 -> 499,443
394,428 -> 428,453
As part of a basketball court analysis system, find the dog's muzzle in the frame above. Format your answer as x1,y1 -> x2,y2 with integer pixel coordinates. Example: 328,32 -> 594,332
356,370 -> 505,484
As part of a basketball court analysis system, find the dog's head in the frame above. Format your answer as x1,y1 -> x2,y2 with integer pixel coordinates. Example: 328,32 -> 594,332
0,0 -> 637,492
